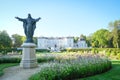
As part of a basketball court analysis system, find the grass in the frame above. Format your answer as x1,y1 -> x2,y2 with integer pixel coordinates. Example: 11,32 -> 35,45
80,60 -> 120,80
0,63 -> 18,76
0,52 -> 120,80
0,61 -> 119,80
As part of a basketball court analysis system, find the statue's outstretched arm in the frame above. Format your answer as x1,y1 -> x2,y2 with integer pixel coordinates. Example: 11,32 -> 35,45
35,17 -> 41,22
15,17 -> 25,21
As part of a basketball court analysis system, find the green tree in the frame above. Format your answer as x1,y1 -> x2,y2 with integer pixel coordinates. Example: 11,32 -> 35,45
0,30 -> 12,49
92,29 -> 110,48
33,37 -> 37,45
73,37 -> 79,43
12,34 -> 25,47
86,34 -> 92,47
80,34 -> 86,40
108,20 -> 120,48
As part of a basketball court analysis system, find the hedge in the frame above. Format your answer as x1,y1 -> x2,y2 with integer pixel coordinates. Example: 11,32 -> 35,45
62,48 -> 120,54
0,58 -> 21,63
0,48 -> 50,55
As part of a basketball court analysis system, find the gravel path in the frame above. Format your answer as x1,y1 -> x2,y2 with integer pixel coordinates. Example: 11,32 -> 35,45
0,64 -> 47,80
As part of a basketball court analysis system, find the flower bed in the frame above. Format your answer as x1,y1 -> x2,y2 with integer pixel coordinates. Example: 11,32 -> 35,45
29,53 -> 111,80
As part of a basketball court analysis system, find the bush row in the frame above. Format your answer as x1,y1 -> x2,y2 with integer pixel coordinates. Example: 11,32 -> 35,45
62,48 -> 120,59
0,57 -> 54,64
0,58 -> 21,63
0,48 -> 22,55
63,48 -> 120,53
36,49 -> 50,53
0,48 -> 50,55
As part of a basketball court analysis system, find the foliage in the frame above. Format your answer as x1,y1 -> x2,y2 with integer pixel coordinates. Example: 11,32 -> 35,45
12,34 -> 38,47
0,30 -> 12,49
73,37 -> 79,43
86,34 -> 92,47
0,48 -> 50,55
0,48 -> 21,55
36,49 -> 50,53
12,34 -> 25,47
80,60 -> 120,80
80,34 -> 86,40
92,29 -> 110,48
65,48 -> 91,53
0,56 -> 55,64
0,61 -> 119,80
1,48 -> 120,60
37,56 -> 54,63
108,20 -> 120,48
29,53 -> 111,80
0,48 -> 12,55
0,58 -> 21,63
73,34 -> 86,43
86,19 -> 120,48
112,29 -> 120,48
62,48 -> 120,60
33,37 -> 38,45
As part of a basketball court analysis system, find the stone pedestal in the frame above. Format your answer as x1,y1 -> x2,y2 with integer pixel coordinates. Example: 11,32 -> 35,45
20,43 -> 38,68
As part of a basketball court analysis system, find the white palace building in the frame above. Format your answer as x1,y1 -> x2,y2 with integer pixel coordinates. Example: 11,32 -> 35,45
37,36 -> 88,51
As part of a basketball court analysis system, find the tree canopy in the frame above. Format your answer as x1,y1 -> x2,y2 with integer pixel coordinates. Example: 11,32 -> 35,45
12,34 -> 25,47
92,29 -> 110,48
108,20 -> 120,48
0,30 -> 12,49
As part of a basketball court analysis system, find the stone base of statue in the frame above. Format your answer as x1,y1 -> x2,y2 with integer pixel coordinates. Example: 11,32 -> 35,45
20,43 -> 38,68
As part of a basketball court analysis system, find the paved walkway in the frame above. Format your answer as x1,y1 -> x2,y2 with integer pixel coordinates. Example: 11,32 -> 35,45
0,64 -> 47,80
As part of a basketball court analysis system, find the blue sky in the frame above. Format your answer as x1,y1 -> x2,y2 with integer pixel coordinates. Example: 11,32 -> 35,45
0,0 -> 120,37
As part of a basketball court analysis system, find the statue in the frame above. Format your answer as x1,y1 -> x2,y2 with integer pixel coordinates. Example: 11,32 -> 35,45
15,14 -> 41,43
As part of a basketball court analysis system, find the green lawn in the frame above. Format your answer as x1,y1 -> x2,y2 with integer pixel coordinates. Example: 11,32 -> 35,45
80,60 -> 120,80
0,63 -> 18,76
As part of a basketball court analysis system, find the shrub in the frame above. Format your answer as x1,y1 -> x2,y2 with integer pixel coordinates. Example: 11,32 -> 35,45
0,58 -> 21,63
0,48 -> 22,55
36,49 -> 50,53
61,48 -> 120,60
37,57 -> 54,63
116,53 -> 120,59
0,55 -> 54,63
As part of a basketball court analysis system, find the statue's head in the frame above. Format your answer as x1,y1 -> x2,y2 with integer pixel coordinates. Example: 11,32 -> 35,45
28,13 -> 32,18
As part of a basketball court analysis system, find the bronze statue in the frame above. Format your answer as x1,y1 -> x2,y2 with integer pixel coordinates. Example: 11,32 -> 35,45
15,14 -> 41,43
